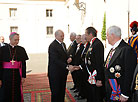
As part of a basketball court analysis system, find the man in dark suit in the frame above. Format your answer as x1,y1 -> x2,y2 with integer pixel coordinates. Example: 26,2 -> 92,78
48,30 -> 76,102
84,27 -> 105,102
73,34 -> 88,99
67,32 -> 77,53
0,36 -> 6,47
75,27 -> 105,102
105,26 -> 137,102
67,32 -> 78,90
67,32 -> 78,65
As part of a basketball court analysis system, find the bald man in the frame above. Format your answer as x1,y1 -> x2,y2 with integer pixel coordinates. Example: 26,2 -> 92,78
0,36 -> 6,47
48,30 -> 75,102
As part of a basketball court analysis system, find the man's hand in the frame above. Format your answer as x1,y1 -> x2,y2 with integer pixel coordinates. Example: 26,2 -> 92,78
0,80 -> 2,88
96,80 -> 102,87
67,58 -> 72,64
68,65 -> 75,72
120,95 -> 128,102
73,66 -> 81,70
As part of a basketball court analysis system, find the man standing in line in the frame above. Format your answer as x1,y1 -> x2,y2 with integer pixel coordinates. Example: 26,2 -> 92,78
73,34 -> 87,99
0,36 -> 6,47
0,32 -> 29,102
105,26 -> 137,102
48,30 -> 76,102
67,32 -> 78,91
69,34 -> 82,94
75,27 -> 105,102
84,27 -> 105,102
68,32 -> 77,53
128,21 -> 138,102
128,21 -> 138,63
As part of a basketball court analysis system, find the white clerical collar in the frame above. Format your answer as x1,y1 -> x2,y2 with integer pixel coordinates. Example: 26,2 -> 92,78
9,44 -> 15,48
56,39 -> 62,44
112,39 -> 122,49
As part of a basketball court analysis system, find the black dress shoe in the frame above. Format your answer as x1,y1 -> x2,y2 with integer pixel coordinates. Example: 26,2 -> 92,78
70,87 -> 76,90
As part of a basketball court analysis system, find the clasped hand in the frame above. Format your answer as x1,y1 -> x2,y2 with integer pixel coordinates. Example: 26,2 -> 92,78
68,65 -> 80,72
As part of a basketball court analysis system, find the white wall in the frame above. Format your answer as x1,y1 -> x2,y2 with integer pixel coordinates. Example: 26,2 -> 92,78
0,1 -> 67,54
106,0 -> 129,39
80,0 -> 105,40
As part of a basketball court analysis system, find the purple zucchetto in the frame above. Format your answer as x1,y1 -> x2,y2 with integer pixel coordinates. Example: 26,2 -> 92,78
10,32 -> 17,35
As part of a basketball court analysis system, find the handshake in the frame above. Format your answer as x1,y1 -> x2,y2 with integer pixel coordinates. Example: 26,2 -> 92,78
67,57 -> 81,72
67,65 -> 81,72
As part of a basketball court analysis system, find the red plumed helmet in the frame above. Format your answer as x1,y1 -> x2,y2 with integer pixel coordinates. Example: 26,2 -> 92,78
130,21 -> 138,28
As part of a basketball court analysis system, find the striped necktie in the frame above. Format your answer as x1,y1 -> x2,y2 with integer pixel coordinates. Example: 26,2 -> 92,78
105,48 -> 115,68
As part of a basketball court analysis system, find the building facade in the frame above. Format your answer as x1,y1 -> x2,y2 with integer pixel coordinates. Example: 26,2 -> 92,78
0,0 -> 138,73
0,0 -> 69,54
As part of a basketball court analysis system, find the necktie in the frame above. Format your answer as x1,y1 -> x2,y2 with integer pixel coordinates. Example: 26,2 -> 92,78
68,44 -> 71,51
105,48 -> 115,68
61,43 -> 66,51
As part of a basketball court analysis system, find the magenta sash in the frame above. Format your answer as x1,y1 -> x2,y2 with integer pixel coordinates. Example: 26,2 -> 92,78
3,61 -> 21,69
3,61 -> 24,102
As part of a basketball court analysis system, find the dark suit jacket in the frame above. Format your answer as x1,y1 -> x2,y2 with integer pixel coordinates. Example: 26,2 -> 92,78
105,40 -> 137,99
73,43 -> 84,65
67,40 -> 78,65
131,64 -> 138,91
48,40 -> 68,78
85,38 -> 104,81
0,43 -> 7,47
81,42 -> 90,61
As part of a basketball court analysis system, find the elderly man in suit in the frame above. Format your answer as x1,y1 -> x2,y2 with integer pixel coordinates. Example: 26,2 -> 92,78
67,32 -> 78,91
0,36 -> 6,47
48,30 -> 77,102
105,26 -> 137,102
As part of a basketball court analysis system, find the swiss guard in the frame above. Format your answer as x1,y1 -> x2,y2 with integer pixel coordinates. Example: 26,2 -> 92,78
128,21 -> 138,63
0,32 -> 29,102
129,21 -> 138,102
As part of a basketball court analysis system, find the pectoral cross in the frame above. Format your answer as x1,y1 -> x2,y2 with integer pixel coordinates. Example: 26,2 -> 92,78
11,59 -> 15,65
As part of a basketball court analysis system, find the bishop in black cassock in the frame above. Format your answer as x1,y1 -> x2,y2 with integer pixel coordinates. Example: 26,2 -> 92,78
0,32 -> 29,102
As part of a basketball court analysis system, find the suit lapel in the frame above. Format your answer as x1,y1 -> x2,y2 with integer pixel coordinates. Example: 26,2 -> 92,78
108,40 -> 124,68
108,48 -> 121,67
55,40 -> 67,54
